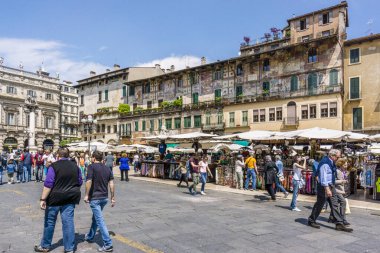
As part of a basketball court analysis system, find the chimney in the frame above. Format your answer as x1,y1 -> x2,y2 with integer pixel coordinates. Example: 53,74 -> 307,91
155,64 -> 161,70
201,56 -> 206,65
170,65 -> 175,71
90,71 -> 96,76
113,64 -> 120,70
106,69 -> 110,72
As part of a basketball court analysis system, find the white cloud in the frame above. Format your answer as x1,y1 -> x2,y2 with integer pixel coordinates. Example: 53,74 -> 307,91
0,38 -> 108,82
98,46 -> 108,52
136,55 -> 204,71
367,19 -> 374,25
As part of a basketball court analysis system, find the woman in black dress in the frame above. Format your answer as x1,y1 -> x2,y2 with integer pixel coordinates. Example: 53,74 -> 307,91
264,155 -> 278,201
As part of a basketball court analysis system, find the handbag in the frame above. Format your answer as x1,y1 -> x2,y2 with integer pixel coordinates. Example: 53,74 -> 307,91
277,172 -> 285,182
299,177 -> 306,188
345,198 -> 351,214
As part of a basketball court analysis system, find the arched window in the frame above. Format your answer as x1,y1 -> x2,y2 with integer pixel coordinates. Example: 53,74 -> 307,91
329,69 -> 338,86
290,75 -> 298,91
308,48 -> 317,63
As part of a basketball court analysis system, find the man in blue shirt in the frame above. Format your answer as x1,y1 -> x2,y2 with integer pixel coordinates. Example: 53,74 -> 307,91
308,149 -> 353,232
158,140 -> 167,158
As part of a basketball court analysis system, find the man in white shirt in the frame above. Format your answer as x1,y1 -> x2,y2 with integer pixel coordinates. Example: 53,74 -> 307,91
42,150 -> 56,180
133,153 -> 140,172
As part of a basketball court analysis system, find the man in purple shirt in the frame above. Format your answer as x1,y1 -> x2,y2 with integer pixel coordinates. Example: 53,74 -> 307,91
34,147 -> 83,253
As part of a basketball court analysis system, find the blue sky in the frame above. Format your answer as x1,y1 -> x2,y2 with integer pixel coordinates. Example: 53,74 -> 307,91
0,0 -> 378,82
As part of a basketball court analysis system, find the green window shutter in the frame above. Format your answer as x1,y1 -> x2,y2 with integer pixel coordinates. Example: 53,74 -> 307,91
329,69 -> 338,86
158,119 -> 162,130
192,93 -> 199,104
236,86 -> 243,96
350,77 -> 360,99
353,108 -> 362,130
122,86 -> 127,97
142,121 -> 146,131
150,120 -> 154,132
290,76 -> 298,91
165,118 -> 172,129
175,118 -> 181,129
194,116 -> 201,127
134,121 -> 139,131
350,49 -> 360,64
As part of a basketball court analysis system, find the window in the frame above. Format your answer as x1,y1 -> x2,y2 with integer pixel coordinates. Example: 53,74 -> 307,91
64,105 -> 68,112
263,59 -> 270,71
80,95 -> 84,105
253,110 -> 259,122
300,18 -> 306,30
45,117 -> 53,129
143,83 -> 151,94
27,90 -> 37,97
321,103 -> 328,118
46,93 -> 52,100
349,77 -> 360,99
205,113 -> 211,126
302,35 -> 310,42
217,111 -> 223,124
147,101 -> 152,109
7,113 -> 15,125
353,108 -> 363,130
64,87 -> 69,92
158,83 -> 164,91
158,119 -> 162,130
276,107 -> 283,121
310,105 -> 317,118
165,119 -> 172,129
308,48 -> 317,63
158,99 -> 163,107
149,120 -> 154,132
133,103 -> 137,110
71,106 -> 75,113
184,117 -> 191,128
329,69 -> 338,86
236,64 -> 243,76
7,86 -> 16,94
290,76 -> 298,91
98,91 -> 102,102
192,92 -> 199,104
229,112 -> 235,127
269,108 -> 275,121
26,114 -> 30,127
194,115 -> 201,128
113,125 -> 117,133
329,102 -> 337,117
262,82 -> 270,95
102,124 -> 105,132
134,121 -> 139,131
242,111 -> 248,125
236,86 -> 243,98
322,30 -> 331,37
189,73 -> 198,85
308,72 -> 318,94
322,12 -> 330,24
107,126 -> 111,133
177,78 -> 183,88
129,86 -> 135,96
214,89 -> 221,101
213,70 -> 223,80
175,118 -> 181,129
122,86 -> 127,97
142,121 -> 146,131
350,48 -> 360,64
260,109 -> 265,122
301,105 -> 309,119
104,90 -> 109,101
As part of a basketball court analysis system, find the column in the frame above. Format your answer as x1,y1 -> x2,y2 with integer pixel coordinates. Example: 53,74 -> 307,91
28,109 -> 37,152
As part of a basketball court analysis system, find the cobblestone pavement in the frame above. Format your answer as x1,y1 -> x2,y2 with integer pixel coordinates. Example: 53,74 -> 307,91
0,179 -> 379,253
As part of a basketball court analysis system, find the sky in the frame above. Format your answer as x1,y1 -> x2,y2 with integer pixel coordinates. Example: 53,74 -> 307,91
0,0 -> 378,83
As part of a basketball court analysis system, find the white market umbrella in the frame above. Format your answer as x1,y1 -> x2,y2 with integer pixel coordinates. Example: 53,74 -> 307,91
236,130 -> 276,140
168,132 -> 217,141
369,134 -> 380,142
210,143 -> 244,152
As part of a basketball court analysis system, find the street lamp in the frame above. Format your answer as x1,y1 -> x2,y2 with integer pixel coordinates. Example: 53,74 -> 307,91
81,115 -> 97,155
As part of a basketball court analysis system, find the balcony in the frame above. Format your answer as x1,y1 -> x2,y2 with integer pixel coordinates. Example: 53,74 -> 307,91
0,124 -> 24,133
201,123 -> 225,132
120,131 -> 132,138
282,117 -> 299,129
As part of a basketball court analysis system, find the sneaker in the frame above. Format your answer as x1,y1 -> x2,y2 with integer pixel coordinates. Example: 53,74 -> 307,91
284,192 -> 289,198
8,182 -> 11,184
200,191 -> 206,195
84,234 -> 93,243
34,245 -> 50,252
308,221 -> 321,229
188,187 -> 193,194
98,245 -> 113,252
292,207 -> 301,212
177,183 -> 180,187
250,189 -> 254,191
17,180 -> 20,183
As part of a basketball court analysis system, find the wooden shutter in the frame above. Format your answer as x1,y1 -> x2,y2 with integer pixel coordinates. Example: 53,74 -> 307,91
306,17 -> 309,29
318,14 -> 323,25
329,11 -> 333,22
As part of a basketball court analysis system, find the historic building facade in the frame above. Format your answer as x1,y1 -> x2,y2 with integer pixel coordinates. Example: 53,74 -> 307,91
114,2 -> 348,142
343,33 -> 380,134
60,81 -> 80,142
0,65 -> 61,152
75,65 -> 164,144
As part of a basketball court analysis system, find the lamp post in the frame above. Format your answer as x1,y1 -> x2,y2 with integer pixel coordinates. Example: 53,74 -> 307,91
81,115 -> 97,155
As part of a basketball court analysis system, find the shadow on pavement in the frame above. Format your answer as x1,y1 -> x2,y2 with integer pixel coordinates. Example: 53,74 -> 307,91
275,205 -> 291,210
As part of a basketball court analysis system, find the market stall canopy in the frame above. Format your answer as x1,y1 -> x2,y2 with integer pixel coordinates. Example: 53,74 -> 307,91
116,144 -> 158,153
210,143 -> 244,152
72,141 -> 114,152
167,147 -> 200,154
167,132 -> 217,141
368,143 -> 380,154
236,130 -> 276,140
369,134 -> 380,142
141,135 -> 170,141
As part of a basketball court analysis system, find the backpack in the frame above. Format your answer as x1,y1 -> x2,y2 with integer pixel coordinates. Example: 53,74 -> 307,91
7,162 -> 16,173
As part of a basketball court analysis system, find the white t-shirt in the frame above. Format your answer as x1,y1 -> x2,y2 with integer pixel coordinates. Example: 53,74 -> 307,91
293,163 -> 302,181
133,154 -> 139,163
199,161 -> 208,173
235,160 -> 245,173
43,154 -> 56,167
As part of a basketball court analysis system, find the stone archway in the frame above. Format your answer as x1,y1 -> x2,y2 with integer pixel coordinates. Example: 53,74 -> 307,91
107,139 -> 117,145
43,139 -> 54,150
3,137 -> 18,152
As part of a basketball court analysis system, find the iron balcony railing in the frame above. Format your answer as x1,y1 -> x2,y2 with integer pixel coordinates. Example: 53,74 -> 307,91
201,123 -> 225,131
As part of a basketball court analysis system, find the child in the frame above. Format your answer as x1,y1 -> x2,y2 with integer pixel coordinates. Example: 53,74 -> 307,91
7,159 -> 16,184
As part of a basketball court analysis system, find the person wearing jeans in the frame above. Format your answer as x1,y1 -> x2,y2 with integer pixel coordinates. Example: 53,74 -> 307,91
34,148 -> 83,253
290,156 -> 306,211
84,151 -> 115,252
188,154 -> 200,195
275,156 -> 289,198
21,148 -> 33,182
34,149 -> 45,182
244,153 -> 257,190
199,156 -> 213,195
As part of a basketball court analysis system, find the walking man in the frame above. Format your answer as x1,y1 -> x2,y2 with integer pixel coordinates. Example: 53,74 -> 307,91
188,154 -> 200,195
275,155 -> 289,198
21,148 -> 33,182
84,150 -> 115,252
244,152 -> 258,191
34,148 -> 83,252
308,149 -> 353,232
34,149 -> 44,182
104,152 -> 115,173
